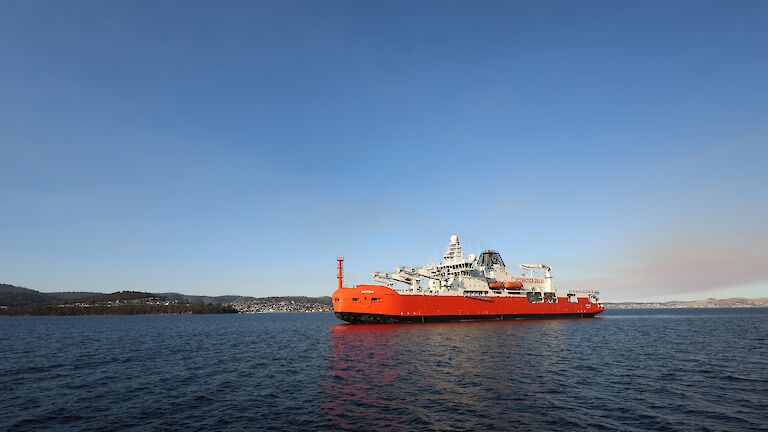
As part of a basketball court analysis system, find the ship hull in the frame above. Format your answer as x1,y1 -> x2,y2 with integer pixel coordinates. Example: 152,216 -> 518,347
335,311 -> 598,324
332,284 -> 604,324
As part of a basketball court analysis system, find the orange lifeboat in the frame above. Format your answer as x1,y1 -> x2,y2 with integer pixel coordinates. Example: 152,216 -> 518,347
504,281 -> 523,289
488,281 -> 503,289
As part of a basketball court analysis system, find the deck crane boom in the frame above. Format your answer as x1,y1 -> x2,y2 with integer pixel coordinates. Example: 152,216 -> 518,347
520,264 -> 553,292
372,267 -> 445,291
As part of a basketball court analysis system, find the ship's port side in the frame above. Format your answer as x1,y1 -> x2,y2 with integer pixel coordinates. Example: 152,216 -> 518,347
331,284 -> 603,324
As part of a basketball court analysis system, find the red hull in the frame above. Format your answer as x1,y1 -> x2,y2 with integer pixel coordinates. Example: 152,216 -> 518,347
332,285 -> 604,324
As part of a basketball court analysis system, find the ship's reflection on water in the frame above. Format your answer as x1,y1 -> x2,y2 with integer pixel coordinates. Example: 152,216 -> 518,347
323,324 -> 404,430
322,319 -> 585,430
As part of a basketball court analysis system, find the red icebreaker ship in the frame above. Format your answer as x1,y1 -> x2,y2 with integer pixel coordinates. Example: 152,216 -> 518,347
332,235 -> 604,324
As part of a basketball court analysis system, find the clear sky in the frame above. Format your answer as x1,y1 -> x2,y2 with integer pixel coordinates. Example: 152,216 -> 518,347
1,0 -> 766,301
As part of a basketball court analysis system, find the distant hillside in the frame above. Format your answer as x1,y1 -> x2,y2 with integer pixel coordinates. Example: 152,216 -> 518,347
259,296 -> 332,306
158,293 -> 332,306
0,286 -> 237,316
158,293 -> 249,304
0,285 -> 110,306
686,297 -> 768,307
607,297 -> 768,309
47,292 -> 103,301
0,284 -> 55,307
0,285 -> 156,307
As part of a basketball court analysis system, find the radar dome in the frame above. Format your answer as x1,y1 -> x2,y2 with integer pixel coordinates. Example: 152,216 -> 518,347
450,234 -> 459,244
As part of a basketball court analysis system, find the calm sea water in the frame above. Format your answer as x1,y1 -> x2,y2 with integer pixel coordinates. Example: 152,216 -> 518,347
1,308 -> 767,431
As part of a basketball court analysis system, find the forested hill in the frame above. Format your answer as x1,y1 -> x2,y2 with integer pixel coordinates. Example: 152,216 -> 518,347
0,284 -> 55,307
0,285 -> 236,316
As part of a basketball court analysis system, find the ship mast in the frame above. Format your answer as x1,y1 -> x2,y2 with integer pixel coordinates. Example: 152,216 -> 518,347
337,257 -> 344,290
442,234 -> 464,264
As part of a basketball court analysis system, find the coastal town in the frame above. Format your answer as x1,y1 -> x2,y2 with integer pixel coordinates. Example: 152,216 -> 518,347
226,298 -> 332,313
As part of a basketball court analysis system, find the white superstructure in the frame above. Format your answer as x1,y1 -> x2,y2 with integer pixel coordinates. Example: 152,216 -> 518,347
371,234 -> 598,302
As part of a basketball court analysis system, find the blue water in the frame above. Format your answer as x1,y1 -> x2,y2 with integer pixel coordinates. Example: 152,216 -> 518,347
1,308 -> 767,431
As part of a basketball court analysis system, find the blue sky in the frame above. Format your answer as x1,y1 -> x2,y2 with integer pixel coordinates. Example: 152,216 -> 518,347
1,0 -> 766,301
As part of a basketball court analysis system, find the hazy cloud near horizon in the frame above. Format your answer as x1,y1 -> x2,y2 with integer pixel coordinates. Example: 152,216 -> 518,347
566,222 -> 768,302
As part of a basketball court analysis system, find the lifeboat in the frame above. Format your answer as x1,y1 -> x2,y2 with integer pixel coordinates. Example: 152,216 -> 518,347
504,281 -> 523,289
488,281 -> 503,289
